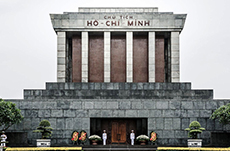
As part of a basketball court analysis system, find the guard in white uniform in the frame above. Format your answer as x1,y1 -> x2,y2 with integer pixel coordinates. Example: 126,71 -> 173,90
130,130 -> 135,145
102,130 -> 107,145
1,131 -> 7,147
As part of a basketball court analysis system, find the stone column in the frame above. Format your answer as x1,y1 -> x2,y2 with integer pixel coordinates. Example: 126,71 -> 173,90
82,32 -> 88,82
57,32 -> 66,82
148,32 -> 155,82
104,32 -> 110,82
171,32 -> 180,82
126,32 -> 133,82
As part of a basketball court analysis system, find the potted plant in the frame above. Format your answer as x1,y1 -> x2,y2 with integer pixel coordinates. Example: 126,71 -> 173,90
136,135 -> 149,145
185,121 -> 205,147
33,120 -> 53,147
89,135 -> 102,145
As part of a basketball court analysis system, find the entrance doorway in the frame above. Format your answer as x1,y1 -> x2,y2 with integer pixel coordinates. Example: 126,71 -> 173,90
111,120 -> 126,144
90,118 -> 147,145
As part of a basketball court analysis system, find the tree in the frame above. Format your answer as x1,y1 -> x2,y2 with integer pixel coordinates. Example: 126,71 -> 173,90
185,121 -> 205,139
0,99 -> 24,131
33,120 -> 53,139
210,103 -> 230,125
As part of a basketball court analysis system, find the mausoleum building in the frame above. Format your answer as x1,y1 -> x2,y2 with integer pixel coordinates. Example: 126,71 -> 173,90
5,7 -> 230,147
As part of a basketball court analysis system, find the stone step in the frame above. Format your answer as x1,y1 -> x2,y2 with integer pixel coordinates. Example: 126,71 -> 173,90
82,145 -> 157,151
23,89 -> 213,100
45,82 -> 191,90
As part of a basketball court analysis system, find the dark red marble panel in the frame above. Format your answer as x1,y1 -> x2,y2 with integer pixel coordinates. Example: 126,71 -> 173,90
72,35 -> 81,82
133,34 -> 148,82
89,34 -> 104,82
111,34 -> 126,82
155,37 -> 165,82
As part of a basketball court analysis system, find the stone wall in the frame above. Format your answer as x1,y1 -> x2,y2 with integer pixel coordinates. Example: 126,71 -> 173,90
5,82 -> 230,146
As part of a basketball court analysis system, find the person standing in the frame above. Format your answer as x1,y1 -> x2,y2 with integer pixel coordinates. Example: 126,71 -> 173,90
130,130 -> 135,145
1,131 -> 7,147
102,130 -> 107,145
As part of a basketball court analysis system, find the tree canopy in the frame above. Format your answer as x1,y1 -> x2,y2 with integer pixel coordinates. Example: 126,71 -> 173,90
0,99 -> 24,131
210,103 -> 230,125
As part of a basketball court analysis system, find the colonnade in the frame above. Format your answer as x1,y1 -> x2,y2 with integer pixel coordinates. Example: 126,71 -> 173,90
57,31 -> 180,83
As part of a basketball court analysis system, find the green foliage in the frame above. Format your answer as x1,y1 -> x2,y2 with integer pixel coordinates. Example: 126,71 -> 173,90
0,99 -> 24,131
210,103 -> 230,125
33,120 -> 53,139
184,121 -> 205,139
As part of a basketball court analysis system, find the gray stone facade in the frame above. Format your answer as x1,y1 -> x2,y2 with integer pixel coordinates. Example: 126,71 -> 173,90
3,7 -> 228,147
5,83 -> 230,146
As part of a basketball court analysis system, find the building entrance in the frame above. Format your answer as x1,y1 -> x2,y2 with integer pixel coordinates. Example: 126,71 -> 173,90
111,120 -> 126,144
90,118 -> 147,145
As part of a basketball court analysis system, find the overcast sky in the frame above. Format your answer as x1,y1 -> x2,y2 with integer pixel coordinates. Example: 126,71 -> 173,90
0,0 -> 230,99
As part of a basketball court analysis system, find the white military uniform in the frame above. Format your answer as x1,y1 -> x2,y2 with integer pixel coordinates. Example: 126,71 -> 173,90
130,132 -> 135,145
1,134 -> 7,147
102,132 -> 107,145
